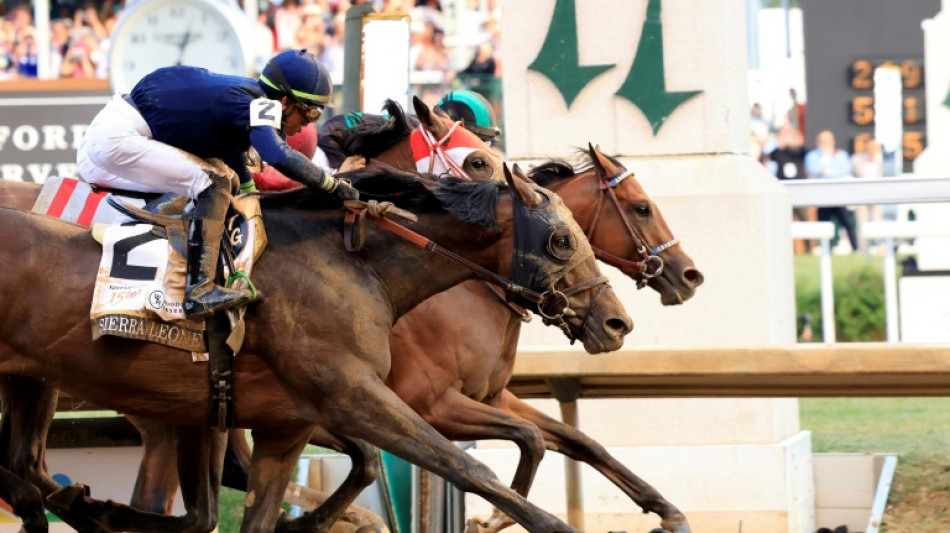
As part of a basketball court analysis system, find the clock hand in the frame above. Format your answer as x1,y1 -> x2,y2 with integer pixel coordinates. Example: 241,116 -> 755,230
175,20 -> 195,66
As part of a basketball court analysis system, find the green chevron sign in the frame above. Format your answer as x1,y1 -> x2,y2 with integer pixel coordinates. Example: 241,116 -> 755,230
528,0 -> 703,135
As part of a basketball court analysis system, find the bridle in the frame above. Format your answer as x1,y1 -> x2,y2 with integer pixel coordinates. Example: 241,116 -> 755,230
584,167 -> 680,289
416,120 -> 479,181
343,197 -> 605,344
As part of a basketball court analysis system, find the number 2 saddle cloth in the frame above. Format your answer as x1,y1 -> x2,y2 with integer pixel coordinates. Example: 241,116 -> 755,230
32,173 -> 266,357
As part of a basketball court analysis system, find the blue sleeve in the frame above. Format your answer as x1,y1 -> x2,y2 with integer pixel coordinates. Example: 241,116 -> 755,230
248,125 -> 329,189
803,150 -> 820,178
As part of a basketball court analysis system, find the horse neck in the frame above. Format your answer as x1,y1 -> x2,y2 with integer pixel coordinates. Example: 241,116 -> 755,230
375,139 -> 416,172
351,210 -> 507,321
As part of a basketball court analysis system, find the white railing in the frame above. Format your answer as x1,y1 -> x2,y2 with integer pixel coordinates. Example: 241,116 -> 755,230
783,175 -> 950,343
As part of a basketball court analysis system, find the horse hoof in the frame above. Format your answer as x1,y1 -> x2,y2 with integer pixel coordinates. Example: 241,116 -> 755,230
464,518 -> 487,533
659,517 -> 692,533
45,483 -> 89,510
355,526 -> 388,533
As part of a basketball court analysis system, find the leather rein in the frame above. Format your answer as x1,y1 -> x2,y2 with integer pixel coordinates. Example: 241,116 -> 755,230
343,201 -> 590,330
585,168 -> 680,289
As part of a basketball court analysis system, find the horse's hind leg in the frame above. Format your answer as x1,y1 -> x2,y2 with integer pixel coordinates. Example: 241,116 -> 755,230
0,466 -> 48,533
46,424 -> 227,533
423,388 -> 546,533
498,389 -> 691,533
127,416 -> 181,514
277,431 -> 382,533
0,376 -> 61,495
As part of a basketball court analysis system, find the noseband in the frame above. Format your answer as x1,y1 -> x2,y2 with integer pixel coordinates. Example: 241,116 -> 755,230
585,168 -> 680,289
417,121 -> 478,181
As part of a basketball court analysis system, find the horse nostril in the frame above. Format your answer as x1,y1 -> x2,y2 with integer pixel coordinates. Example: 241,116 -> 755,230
684,268 -> 704,287
605,315 -> 633,337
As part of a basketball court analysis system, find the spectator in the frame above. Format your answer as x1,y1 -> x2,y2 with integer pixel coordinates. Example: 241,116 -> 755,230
13,29 -> 38,78
274,0 -> 303,51
851,137 -> 885,250
767,124 -> 812,253
295,4 -> 328,56
459,40 -> 497,102
804,130 -> 859,252
749,102 -> 771,159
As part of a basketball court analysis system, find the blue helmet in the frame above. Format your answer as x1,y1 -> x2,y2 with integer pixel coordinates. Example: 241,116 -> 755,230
259,49 -> 332,107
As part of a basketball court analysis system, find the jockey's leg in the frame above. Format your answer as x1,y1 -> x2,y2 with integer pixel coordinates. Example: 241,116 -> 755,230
184,173 -> 254,319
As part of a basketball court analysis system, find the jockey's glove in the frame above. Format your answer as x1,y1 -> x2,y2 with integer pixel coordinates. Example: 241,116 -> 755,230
332,178 -> 360,202
240,181 -> 258,194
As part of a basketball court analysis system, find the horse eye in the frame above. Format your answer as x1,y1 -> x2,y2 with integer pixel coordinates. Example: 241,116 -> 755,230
632,203 -> 651,217
471,158 -> 487,169
546,227 -> 574,263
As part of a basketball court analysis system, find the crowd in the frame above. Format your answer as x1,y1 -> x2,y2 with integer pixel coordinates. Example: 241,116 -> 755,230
753,96 -> 885,254
0,0 -> 502,105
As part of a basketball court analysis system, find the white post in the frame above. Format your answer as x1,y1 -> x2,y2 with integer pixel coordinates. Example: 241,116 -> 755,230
883,238 -> 900,342
819,237 -> 836,343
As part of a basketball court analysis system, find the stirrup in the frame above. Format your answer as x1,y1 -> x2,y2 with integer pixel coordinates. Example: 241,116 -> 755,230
184,286 -> 255,320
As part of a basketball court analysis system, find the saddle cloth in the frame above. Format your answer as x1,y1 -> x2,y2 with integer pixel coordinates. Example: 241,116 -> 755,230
88,197 -> 265,355
31,175 -> 145,227
29,176 -> 266,355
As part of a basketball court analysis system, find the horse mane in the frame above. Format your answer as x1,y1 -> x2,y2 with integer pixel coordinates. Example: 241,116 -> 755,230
340,99 -> 419,159
528,150 -> 626,187
260,166 -> 500,228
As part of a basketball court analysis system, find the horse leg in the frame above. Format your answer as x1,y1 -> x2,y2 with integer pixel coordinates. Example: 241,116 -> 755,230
421,388 -> 545,533
45,424 -> 226,533
497,389 -> 691,533
299,367 -> 581,533
0,466 -> 48,533
239,423 -> 313,533
277,432 -> 382,533
127,416 -> 180,514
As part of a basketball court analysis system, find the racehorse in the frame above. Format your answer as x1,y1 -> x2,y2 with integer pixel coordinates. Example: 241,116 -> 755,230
129,148 -> 701,533
0,113 -> 702,531
0,163 -> 630,533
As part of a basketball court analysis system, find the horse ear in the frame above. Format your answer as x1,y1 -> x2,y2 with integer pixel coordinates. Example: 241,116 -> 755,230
412,96 -> 442,133
588,144 -> 612,176
505,163 -> 543,208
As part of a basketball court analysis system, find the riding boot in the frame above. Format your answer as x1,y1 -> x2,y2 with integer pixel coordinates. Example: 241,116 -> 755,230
183,178 -> 254,320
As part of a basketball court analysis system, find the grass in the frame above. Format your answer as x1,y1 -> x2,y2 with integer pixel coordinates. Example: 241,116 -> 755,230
801,397 -> 950,532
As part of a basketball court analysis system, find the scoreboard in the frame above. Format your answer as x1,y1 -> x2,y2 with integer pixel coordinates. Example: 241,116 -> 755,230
803,0 -> 940,173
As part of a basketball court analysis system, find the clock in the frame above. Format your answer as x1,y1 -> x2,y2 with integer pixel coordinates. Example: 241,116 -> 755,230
108,0 -> 256,94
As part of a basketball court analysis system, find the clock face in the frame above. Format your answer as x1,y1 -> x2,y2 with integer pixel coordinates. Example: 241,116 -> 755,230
109,0 -> 250,93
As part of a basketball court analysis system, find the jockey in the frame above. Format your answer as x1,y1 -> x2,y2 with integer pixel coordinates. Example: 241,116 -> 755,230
435,89 -> 502,144
77,49 -> 359,319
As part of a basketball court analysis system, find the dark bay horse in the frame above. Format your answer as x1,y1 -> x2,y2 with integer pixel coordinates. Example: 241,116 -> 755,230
0,145 -> 701,531
0,165 -> 630,533
133,148 -> 701,533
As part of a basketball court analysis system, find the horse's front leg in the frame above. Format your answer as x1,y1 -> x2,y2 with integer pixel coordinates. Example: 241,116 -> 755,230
240,423 -> 314,533
497,389 -> 692,533
423,388 -> 545,533
277,429 -> 383,533
301,364 -> 581,533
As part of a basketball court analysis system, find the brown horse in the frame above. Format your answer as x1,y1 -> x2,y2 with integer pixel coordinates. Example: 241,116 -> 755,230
0,164 -> 630,533
130,148 -> 701,533
0,144 -> 701,531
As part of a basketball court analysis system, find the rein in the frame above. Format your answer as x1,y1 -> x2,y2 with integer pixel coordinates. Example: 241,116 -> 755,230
585,168 -> 679,289
343,202 -> 604,341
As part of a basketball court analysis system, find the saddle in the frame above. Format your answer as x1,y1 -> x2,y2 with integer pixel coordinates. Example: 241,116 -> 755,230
32,175 -> 266,355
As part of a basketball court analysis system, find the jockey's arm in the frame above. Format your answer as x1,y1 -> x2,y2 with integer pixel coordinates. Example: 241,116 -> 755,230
248,125 -> 336,191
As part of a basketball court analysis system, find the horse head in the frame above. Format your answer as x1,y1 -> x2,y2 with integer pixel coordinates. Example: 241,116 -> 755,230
587,145 -> 704,305
498,164 -> 632,353
529,145 -> 704,306
411,95 -> 505,182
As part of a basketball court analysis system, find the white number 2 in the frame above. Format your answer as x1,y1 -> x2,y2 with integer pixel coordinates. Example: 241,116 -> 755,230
249,98 -> 282,129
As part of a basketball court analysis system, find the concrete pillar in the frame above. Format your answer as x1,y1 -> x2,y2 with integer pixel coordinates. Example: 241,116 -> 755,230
908,5 -> 950,270
466,1 -> 812,532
